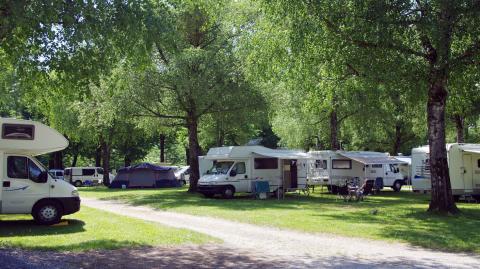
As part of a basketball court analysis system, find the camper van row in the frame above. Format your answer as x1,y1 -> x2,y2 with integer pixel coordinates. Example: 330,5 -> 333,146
2,117 -> 480,224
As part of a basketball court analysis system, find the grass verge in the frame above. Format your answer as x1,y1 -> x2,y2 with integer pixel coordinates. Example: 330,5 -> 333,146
80,186 -> 480,254
0,205 -> 216,251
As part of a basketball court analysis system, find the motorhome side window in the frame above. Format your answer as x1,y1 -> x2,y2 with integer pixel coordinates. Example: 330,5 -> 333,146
7,156 -> 43,182
82,169 -> 96,176
2,123 -> 35,140
332,159 -> 352,169
97,168 -> 104,175
315,160 -> 327,169
232,162 -> 246,174
7,156 -> 28,179
254,158 -> 278,169
371,164 -> 382,168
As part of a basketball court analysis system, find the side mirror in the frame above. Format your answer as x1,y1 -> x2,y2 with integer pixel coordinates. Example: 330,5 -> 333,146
39,171 -> 49,183
229,170 -> 237,177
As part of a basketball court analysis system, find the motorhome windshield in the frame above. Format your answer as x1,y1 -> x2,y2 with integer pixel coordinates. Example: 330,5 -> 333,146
208,161 -> 234,174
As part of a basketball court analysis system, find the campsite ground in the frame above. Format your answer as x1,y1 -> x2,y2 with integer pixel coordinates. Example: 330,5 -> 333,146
80,186 -> 480,254
0,206 -> 216,251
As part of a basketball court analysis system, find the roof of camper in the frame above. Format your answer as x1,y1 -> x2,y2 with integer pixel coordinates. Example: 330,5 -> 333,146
0,118 -> 68,156
412,143 -> 480,154
337,151 -> 406,165
394,156 -> 412,165
205,146 -> 309,160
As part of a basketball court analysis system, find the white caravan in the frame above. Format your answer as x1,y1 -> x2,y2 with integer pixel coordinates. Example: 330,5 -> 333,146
197,146 -> 309,198
0,118 -> 80,225
411,144 -> 480,199
307,151 -> 407,192
64,167 -> 113,187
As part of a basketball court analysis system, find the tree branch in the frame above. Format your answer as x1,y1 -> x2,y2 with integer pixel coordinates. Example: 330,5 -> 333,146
450,40 -> 480,68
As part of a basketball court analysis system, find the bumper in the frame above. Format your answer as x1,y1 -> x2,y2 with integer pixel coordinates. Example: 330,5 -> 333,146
57,197 -> 81,215
198,185 -> 226,195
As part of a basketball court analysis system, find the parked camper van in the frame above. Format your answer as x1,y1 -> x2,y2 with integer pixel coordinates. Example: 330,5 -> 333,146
0,118 -> 80,225
308,151 -> 407,192
197,146 -> 309,198
411,144 -> 480,199
49,169 -> 65,180
64,167 -> 113,187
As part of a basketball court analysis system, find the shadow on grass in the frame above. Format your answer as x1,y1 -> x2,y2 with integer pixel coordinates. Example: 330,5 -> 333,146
0,219 -> 86,238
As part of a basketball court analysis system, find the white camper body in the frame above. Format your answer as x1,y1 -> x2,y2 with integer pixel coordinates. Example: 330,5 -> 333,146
64,167 -> 113,187
307,151 -> 407,192
0,118 -> 80,224
197,146 -> 309,198
411,144 -> 480,198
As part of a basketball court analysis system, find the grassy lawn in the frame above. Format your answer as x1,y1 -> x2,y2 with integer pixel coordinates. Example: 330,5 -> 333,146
80,186 -> 480,253
0,206 -> 216,251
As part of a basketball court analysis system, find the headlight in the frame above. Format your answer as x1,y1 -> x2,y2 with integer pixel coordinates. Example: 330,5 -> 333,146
71,190 -> 79,197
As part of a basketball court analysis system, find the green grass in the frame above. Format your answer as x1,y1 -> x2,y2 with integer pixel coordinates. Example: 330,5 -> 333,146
0,206 -> 216,251
80,186 -> 480,253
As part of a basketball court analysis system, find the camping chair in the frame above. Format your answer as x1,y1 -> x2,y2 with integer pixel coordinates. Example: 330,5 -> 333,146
361,180 -> 374,196
337,184 -> 350,201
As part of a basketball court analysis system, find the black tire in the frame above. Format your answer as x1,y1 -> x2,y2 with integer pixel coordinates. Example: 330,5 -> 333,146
222,186 -> 235,199
453,195 -> 460,202
392,181 -> 402,192
32,200 -> 63,225
203,193 -> 215,198
74,180 -> 83,187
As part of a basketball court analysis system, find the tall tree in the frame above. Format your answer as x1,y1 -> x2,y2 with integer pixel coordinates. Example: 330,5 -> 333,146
264,0 -> 480,214
130,1 -> 265,192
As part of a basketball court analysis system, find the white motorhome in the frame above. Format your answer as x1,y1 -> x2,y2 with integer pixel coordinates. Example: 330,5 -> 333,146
64,167 -> 113,187
197,146 -> 309,198
411,144 -> 480,199
0,118 -> 80,225
307,151 -> 407,192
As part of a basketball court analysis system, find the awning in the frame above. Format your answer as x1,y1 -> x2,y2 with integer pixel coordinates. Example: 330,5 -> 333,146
252,150 -> 310,160
338,152 -> 407,165
462,148 -> 480,154
394,156 -> 411,165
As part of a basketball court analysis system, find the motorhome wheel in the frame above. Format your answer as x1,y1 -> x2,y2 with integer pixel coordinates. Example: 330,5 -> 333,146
74,180 -> 83,187
392,181 -> 402,192
33,201 -> 62,225
222,186 -> 235,199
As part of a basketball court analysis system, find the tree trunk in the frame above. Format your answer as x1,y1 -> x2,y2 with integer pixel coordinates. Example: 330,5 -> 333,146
330,109 -> 340,150
71,152 -> 79,167
95,146 -> 102,167
48,151 -> 63,169
186,114 -> 201,193
392,123 -> 402,155
159,134 -> 166,163
101,138 -> 111,186
427,70 -> 459,214
124,155 -> 132,167
454,114 -> 465,143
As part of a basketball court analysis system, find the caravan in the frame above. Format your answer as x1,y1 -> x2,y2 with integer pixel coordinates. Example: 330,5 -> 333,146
197,146 -> 309,198
307,151 -> 407,192
0,118 -> 80,224
411,143 -> 480,199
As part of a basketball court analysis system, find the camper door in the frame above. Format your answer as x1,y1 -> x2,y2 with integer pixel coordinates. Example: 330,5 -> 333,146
228,160 -> 251,192
1,155 -> 49,214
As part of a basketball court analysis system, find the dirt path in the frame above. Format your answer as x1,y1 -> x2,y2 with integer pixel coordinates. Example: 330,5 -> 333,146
80,197 -> 480,268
